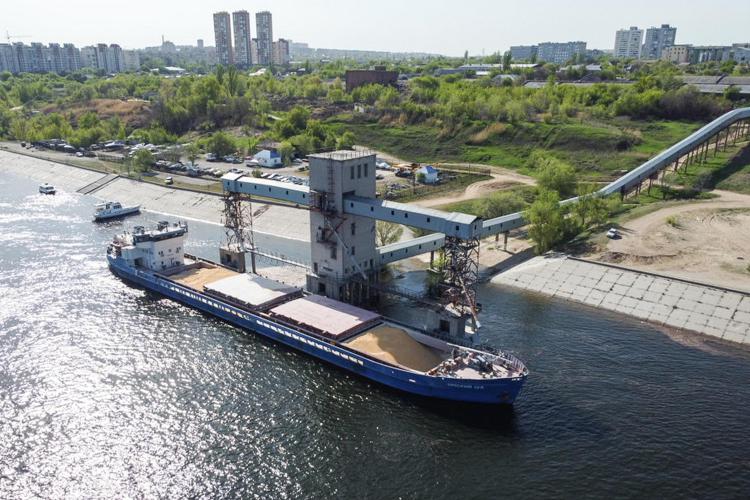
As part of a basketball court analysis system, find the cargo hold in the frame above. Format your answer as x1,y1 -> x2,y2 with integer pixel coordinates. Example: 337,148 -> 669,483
203,273 -> 302,311
269,295 -> 381,340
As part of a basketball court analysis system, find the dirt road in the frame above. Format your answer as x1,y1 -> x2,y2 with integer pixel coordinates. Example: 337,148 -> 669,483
594,190 -> 750,292
412,171 -> 535,208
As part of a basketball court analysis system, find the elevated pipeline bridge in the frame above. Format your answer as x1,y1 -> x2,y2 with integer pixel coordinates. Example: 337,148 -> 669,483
223,107 -> 750,264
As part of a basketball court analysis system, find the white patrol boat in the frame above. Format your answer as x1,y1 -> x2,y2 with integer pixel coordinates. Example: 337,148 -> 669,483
94,201 -> 140,221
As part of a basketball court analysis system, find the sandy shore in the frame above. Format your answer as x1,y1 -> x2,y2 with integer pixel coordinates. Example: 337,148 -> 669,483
590,190 -> 750,293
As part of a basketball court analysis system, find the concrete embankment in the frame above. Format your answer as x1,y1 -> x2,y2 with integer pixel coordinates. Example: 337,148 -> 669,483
492,255 -> 750,346
0,150 -> 310,241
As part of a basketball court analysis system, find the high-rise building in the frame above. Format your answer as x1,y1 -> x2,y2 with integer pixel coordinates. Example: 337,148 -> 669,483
250,39 -> 259,67
80,46 -> 98,69
62,43 -> 81,72
273,38 -> 290,65
28,43 -> 47,72
197,39 -> 204,49
255,11 -> 273,65
95,43 -> 110,72
232,10 -> 252,67
642,24 -> 677,60
614,27 -> 643,59
123,50 -> 140,71
510,45 -> 538,62
213,11 -> 233,66
537,41 -> 586,64
0,44 -> 20,73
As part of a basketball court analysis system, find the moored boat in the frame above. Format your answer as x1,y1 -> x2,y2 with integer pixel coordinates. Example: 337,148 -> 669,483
94,201 -> 140,221
107,221 -> 528,404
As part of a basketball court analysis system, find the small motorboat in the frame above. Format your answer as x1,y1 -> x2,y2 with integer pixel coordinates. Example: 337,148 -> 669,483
93,201 -> 140,221
39,183 -> 56,195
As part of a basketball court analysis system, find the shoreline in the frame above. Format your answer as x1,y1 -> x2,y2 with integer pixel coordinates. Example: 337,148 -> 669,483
0,149 -> 311,242
492,254 -> 750,346
3,147 -> 749,348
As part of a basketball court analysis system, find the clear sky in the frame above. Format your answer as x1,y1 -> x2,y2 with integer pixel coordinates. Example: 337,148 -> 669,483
3,0 -> 749,56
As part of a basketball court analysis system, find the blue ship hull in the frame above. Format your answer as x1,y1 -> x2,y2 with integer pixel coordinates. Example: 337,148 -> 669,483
108,255 -> 526,405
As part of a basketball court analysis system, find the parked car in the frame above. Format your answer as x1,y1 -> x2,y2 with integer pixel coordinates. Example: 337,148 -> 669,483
75,151 -> 84,157
606,228 -> 620,239
165,177 -> 174,185
206,153 -> 218,162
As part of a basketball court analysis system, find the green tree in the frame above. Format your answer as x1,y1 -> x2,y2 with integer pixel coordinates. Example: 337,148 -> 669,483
225,65 -> 241,97
133,149 -> 154,173
78,112 -> 100,129
336,131 -> 356,150
186,143 -> 200,166
207,131 -> 235,156
376,221 -> 404,247
526,190 -> 565,254
278,141 -> 294,164
502,51 -> 512,71
247,136 -> 260,155
573,185 -> 609,228
537,157 -> 576,197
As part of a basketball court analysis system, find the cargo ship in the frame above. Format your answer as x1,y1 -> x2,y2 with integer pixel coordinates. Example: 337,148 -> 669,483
107,221 -> 528,404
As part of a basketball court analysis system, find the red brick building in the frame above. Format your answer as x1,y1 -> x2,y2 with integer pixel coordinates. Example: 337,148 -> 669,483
345,69 -> 399,92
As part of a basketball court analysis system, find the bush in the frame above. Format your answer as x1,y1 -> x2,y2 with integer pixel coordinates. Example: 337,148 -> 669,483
481,191 -> 526,219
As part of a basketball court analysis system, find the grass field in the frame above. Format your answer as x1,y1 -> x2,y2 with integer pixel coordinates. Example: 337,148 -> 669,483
665,142 -> 750,194
437,185 -> 537,217
336,118 -> 702,181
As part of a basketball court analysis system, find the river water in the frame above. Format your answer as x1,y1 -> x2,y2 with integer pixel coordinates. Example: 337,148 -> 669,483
1,172 -> 749,499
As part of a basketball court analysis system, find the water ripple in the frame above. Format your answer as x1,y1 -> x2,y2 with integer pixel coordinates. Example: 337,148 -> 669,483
1,172 -> 750,498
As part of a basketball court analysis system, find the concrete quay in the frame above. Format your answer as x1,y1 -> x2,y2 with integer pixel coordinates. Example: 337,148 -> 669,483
0,150 -> 310,241
491,255 -> 750,346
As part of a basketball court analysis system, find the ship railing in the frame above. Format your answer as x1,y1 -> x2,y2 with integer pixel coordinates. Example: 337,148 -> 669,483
491,350 -> 527,375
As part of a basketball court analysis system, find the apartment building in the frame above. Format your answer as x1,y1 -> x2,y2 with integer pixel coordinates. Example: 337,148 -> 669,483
213,11 -> 233,66
255,11 -> 273,65
232,10 -> 252,67
642,24 -> 677,60
614,26 -> 643,59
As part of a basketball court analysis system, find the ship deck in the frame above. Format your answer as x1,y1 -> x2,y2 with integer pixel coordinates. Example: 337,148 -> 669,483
168,264 -> 238,291
343,324 -> 445,373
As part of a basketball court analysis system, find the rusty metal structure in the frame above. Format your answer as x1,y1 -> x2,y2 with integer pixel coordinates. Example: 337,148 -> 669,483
221,191 -> 256,273
439,236 -> 481,328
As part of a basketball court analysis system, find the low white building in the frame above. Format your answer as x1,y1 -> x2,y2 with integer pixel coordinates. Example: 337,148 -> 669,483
417,165 -> 439,184
254,149 -> 283,168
